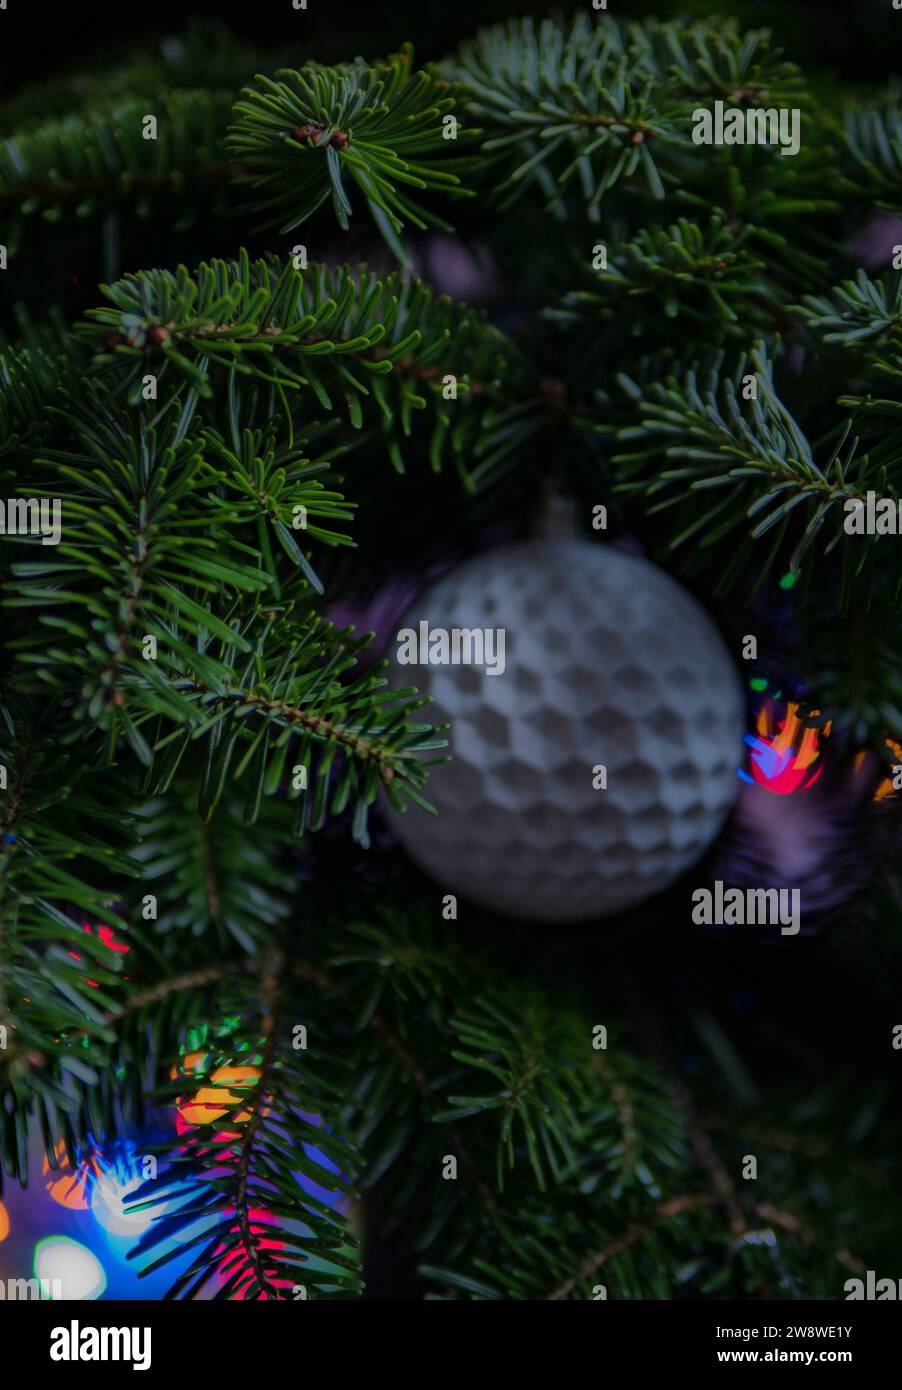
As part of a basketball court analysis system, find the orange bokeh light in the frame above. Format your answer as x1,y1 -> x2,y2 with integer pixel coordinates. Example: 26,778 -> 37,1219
855,738 -> 902,801
172,1053 -> 263,1130
43,1139 -> 104,1210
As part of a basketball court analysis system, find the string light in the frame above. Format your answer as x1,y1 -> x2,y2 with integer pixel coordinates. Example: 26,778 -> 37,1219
174,1052 -> 263,1132
740,698 -> 829,794
34,1236 -> 107,1300
44,1140 -> 103,1211
90,1155 -> 156,1239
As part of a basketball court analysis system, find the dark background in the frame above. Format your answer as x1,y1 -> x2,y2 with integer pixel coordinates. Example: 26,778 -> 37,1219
0,0 -> 895,100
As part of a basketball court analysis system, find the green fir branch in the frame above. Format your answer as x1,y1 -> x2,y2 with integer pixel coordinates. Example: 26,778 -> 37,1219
841,101 -> 902,205
129,956 -> 364,1300
0,90 -> 237,250
612,346 -> 893,601
77,251 -> 526,482
444,14 -> 810,226
227,44 -> 477,261
545,215 -> 775,372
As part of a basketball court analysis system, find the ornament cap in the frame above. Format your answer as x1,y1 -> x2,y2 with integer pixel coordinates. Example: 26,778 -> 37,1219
538,491 -> 580,540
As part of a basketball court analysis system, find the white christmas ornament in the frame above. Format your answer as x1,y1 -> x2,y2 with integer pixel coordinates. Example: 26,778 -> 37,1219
385,537 -> 744,923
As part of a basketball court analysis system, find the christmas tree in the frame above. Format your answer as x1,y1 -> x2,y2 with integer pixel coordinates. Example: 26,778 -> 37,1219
2,2 -> 902,1306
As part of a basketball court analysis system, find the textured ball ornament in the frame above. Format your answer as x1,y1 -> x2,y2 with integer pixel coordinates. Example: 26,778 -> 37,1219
385,538 -> 745,923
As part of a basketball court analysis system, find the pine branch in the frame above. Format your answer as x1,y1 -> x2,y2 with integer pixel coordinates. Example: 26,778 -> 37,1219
227,44 -> 478,262
443,14 -> 812,228
544,215 -> 775,382
301,908 -> 710,1293
436,989 -> 594,1192
794,600 -> 902,748
7,552 -> 444,845
2,379 -> 444,840
150,611 -> 444,841
0,339 -> 82,458
612,345 -> 892,601
0,90 -> 237,249
444,13 -> 680,220
77,251 -> 529,483
4,395 -> 269,759
129,951 -> 364,1300
841,100 -> 902,205
796,269 -> 902,351
0,697 -> 141,1180
131,776 -> 298,955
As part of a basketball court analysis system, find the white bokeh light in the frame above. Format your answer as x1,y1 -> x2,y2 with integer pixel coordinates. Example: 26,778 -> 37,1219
34,1236 -> 107,1300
